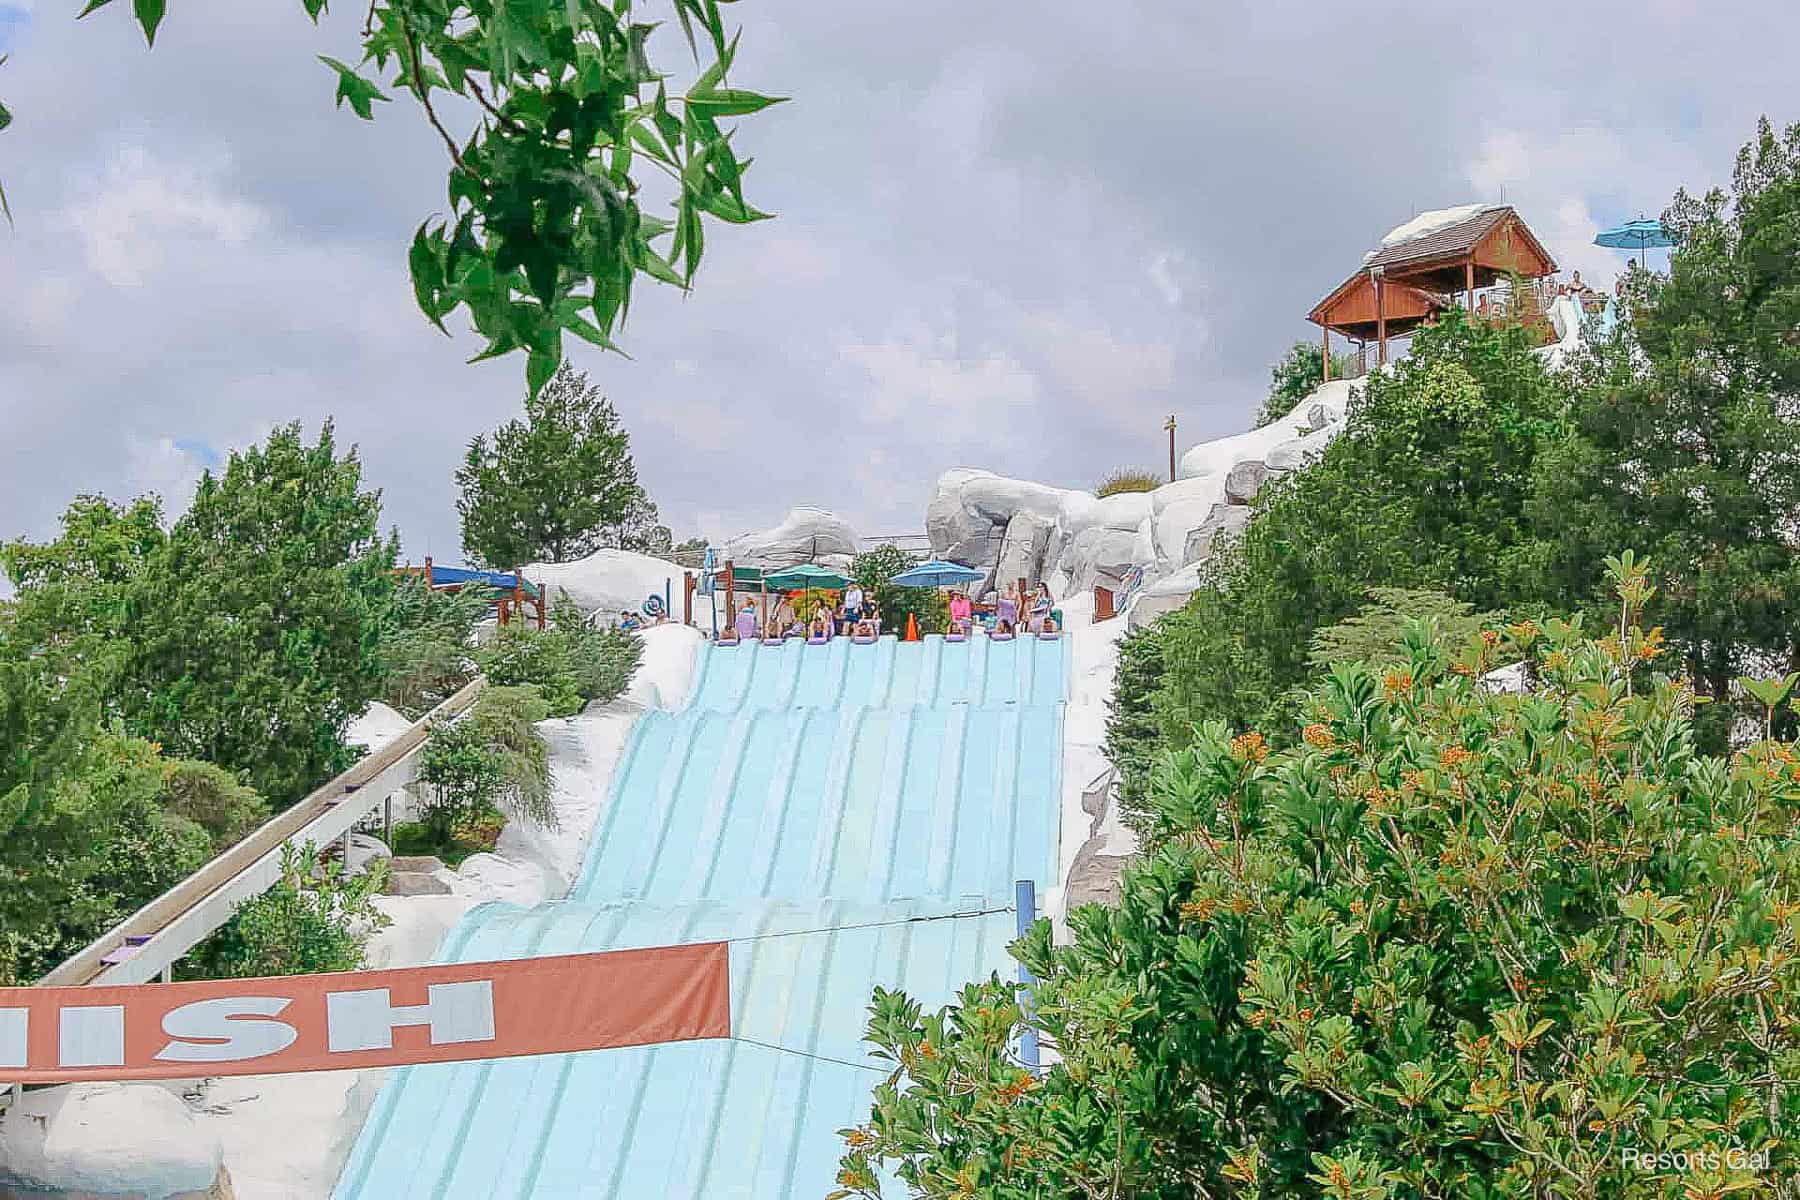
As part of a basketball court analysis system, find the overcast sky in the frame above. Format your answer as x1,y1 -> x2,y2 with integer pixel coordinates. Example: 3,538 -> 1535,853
1,0 -> 1794,567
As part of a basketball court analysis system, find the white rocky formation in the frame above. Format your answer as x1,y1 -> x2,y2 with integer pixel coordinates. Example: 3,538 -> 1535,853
344,701 -> 411,757
720,506 -> 860,570
524,547 -> 687,620
925,378 -> 1357,618
0,1083 -> 229,1199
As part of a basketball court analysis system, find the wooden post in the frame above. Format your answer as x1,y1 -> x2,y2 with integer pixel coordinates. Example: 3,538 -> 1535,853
1321,325 -> 1332,382
384,794 -> 393,848
724,559 -> 736,633
1464,257 -> 1475,312
1164,414 -> 1177,482
683,572 -> 695,626
423,555 -> 433,589
536,579 -> 545,630
1374,269 -> 1388,366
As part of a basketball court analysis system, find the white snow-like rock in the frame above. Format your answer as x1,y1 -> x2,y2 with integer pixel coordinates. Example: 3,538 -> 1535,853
925,375 -> 1360,620
0,1083 -> 226,1199
1369,202 -> 1501,255
1047,592 -> 1137,934
1536,293 -> 1585,370
524,547 -> 686,622
345,701 -> 411,756
721,506 -> 859,569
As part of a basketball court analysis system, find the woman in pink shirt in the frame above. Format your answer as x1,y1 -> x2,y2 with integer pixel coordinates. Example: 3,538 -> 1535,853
948,590 -> 972,634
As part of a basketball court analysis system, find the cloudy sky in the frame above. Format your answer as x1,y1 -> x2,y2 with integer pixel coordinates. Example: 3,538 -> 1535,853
0,0 -> 1794,566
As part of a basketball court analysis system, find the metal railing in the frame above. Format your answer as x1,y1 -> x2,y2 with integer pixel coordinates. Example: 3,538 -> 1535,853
33,678 -> 485,990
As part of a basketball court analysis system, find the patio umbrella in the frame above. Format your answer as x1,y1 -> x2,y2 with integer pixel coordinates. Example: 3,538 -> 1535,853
890,560 -> 983,588
763,564 -> 849,591
1594,218 -> 1676,271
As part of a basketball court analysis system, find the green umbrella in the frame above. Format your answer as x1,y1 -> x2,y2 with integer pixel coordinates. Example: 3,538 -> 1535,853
763,564 -> 849,591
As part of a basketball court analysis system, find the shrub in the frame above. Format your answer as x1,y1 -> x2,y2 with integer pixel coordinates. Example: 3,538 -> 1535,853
414,684 -> 554,854
1095,469 -> 1164,497
185,843 -> 389,979
1306,587 -> 1499,675
376,576 -> 488,718
842,556 -> 1800,1196
478,598 -> 642,716
853,544 -> 949,637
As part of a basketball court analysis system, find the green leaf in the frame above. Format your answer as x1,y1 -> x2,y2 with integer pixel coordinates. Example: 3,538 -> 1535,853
0,98 -> 10,135
409,222 -> 451,335
526,346 -> 559,397
687,88 -> 784,118
132,0 -> 166,47
695,190 -> 772,224
319,56 -> 391,121
76,0 -> 119,18
301,0 -> 328,19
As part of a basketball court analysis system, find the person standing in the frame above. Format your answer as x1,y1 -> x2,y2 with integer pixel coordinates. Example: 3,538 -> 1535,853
735,599 -> 758,642
844,579 -> 865,624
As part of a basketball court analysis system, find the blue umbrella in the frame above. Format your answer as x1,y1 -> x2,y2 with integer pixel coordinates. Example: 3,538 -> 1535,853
891,559 -> 983,588
1594,218 -> 1676,270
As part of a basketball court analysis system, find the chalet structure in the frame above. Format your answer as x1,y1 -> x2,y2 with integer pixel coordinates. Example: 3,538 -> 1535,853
1308,204 -> 1557,373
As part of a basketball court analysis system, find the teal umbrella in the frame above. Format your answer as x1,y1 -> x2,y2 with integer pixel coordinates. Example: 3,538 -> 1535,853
1594,217 -> 1676,270
891,560 -> 983,588
763,564 -> 849,591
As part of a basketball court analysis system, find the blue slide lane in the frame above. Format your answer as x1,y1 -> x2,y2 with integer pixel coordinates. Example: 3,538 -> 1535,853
336,634 -> 1068,1199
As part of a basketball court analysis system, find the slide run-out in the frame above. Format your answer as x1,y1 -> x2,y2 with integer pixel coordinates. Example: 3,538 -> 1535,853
336,633 -> 1068,1199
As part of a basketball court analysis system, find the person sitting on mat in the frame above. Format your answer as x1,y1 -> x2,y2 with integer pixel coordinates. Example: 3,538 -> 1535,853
948,590 -> 972,634
734,599 -> 758,642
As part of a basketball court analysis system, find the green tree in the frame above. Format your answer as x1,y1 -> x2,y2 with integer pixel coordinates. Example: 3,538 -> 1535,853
852,544 -> 949,637
1256,339 -> 1355,428
842,560 -> 1800,1197
2,1 -> 783,390
1102,620 -> 1167,836
1156,311 -> 1566,742
126,420 -> 400,806
457,361 -> 661,567
1528,117 -> 1800,742
186,843 -> 390,979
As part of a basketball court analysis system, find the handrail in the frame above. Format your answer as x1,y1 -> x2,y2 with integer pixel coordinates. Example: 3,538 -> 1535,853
34,678 -> 487,989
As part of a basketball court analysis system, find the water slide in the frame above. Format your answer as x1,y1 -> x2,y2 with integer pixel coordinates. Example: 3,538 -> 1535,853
336,634 -> 1068,1199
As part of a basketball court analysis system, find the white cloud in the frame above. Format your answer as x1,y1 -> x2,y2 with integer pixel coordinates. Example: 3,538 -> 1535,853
1464,126 -> 1689,284
1147,251 -> 1185,306
60,146 -> 266,287
1017,311 -> 1176,431
122,436 -> 210,514
838,323 -> 1039,426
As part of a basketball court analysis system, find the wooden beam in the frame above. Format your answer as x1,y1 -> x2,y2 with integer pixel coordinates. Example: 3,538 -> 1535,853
1375,270 -> 1388,367
1322,325 -> 1332,382
1465,257 -> 1475,312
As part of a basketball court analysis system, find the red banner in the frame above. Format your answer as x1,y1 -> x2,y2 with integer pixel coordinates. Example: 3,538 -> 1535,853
0,944 -> 731,1084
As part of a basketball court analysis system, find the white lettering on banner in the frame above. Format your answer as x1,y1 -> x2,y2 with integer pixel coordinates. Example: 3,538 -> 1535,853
0,1009 -> 26,1069
60,1006 -> 125,1068
325,980 -> 496,1053
155,997 -> 299,1063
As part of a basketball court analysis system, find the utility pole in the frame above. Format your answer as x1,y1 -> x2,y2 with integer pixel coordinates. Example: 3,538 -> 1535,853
1165,414 -> 1178,482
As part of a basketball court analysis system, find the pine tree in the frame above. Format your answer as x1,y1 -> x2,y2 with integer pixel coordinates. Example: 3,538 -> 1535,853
456,362 -> 663,568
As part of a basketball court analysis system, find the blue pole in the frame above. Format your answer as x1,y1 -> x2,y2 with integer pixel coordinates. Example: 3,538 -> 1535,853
1014,878 -> 1040,1071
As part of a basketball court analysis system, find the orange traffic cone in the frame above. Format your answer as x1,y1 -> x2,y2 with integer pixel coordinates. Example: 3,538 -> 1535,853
904,612 -> 920,642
